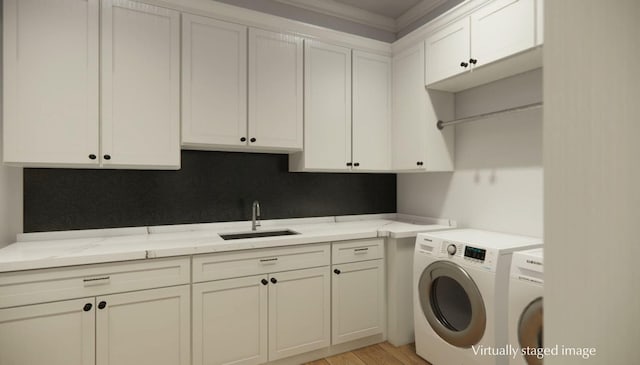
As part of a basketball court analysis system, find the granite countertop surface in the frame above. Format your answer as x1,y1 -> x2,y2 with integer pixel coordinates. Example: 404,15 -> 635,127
0,214 -> 455,273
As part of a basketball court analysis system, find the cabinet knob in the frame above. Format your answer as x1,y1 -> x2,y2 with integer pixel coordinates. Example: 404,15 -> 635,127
334,269 -> 341,275
460,62 -> 469,68
346,162 -> 353,167
103,155 -> 111,160
416,161 -> 423,166
261,278 -> 268,286
250,138 -> 256,143
83,303 -> 93,312
240,137 -> 247,142
98,301 -> 107,309
270,277 -> 277,284
353,163 -> 360,167
88,154 -> 97,160
469,58 -> 478,64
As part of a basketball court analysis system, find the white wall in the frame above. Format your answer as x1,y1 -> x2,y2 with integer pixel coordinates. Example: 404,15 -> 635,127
544,1 -> 639,363
397,69 -> 543,237
0,4 -> 24,247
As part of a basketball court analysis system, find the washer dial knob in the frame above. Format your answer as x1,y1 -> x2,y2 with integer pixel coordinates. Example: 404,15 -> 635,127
447,244 -> 457,255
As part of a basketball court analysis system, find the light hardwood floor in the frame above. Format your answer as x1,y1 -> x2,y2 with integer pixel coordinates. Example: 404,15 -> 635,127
304,342 -> 431,365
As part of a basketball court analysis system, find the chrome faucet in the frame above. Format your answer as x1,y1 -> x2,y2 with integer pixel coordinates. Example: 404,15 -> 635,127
252,200 -> 261,231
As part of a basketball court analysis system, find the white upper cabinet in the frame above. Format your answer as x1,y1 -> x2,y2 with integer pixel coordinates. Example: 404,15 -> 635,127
248,29 -> 304,151
352,51 -> 392,171
425,0 -> 540,92
293,40 -> 352,171
471,0 -> 535,66
392,44 -> 427,170
3,0 -> 100,167
424,18 -> 470,86
392,43 -> 454,172
182,14 -> 247,149
101,0 -> 181,169
291,44 -> 393,172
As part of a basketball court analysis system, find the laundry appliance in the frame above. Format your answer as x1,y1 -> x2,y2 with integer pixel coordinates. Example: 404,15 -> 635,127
413,229 -> 542,365
508,248 -> 544,365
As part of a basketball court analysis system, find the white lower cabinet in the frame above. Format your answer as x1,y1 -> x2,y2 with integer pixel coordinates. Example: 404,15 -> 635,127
192,267 -> 331,364
192,244 -> 333,364
268,267 -> 331,361
0,285 -> 190,365
331,260 -> 385,345
96,285 -> 191,365
0,258 -> 191,365
0,298 -> 96,365
192,276 -> 268,365
0,241 -> 385,365
331,239 -> 385,345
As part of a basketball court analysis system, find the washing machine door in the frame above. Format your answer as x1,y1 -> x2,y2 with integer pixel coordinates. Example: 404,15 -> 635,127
519,297 -> 543,365
418,260 -> 486,348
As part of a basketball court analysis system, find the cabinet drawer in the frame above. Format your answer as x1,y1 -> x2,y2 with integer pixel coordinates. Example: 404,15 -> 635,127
0,257 -> 190,309
193,244 -> 330,283
332,239 -> 384,264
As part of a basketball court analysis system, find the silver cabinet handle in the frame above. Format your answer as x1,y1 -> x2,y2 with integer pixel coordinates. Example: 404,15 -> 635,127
83,276 -> 110,287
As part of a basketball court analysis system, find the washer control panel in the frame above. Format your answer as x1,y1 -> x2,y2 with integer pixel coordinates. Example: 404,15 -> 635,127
440,240 -> 498,272
464,246 -> 486,262
446,244 -> 457,255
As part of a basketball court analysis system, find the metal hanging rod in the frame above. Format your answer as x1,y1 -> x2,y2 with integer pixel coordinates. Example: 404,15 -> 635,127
436,102 -> 543,130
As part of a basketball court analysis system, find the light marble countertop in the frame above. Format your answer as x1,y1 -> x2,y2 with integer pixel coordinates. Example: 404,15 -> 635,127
0,214 -> 455,273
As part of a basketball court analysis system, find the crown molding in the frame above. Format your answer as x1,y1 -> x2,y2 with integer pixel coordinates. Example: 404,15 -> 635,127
274,0 -> 457,34
396,0 -> 451,30
140,0 -> 392,54
274,0 -> 397,32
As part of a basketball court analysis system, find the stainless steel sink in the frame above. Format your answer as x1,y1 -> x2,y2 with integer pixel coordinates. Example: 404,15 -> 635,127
219,229 -> 300,240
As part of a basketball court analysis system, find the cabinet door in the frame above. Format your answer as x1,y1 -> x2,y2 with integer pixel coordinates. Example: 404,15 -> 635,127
192,276 -> 268,365
471,0 -> 535,65
3,0 -> 99,167
332,260 -> 385,345
425,17 -> 470,85
303,40 -> 352,170
96,285 -> 190,365
392,44 -> 427,170
0,298 -> 95,365
352,51 -> 391,171
536,0 -> 544,45
248,29 -> 303,150
101,0 -> 180,169
182,14 -> 247,148
268,267 -> 331,361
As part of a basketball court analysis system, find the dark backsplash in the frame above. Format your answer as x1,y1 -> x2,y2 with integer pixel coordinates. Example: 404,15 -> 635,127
23,150 -> 396,232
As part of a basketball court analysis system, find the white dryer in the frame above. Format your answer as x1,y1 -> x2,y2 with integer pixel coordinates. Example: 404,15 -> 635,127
508,248 -> 544,365
414,229 -> 542,365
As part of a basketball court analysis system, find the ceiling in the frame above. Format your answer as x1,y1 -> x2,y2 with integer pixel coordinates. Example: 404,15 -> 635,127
274,0 -> 452,33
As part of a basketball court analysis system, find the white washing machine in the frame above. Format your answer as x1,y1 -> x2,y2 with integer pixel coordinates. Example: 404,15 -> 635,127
508,248 -> 544,365
414,229 -> 542,365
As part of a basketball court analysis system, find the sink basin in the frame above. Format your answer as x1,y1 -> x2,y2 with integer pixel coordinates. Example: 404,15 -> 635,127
219,229 -> 300,240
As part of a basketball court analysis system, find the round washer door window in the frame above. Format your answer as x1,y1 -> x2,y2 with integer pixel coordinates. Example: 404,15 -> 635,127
519,297 -> 543,365
418,260 -> 486,348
